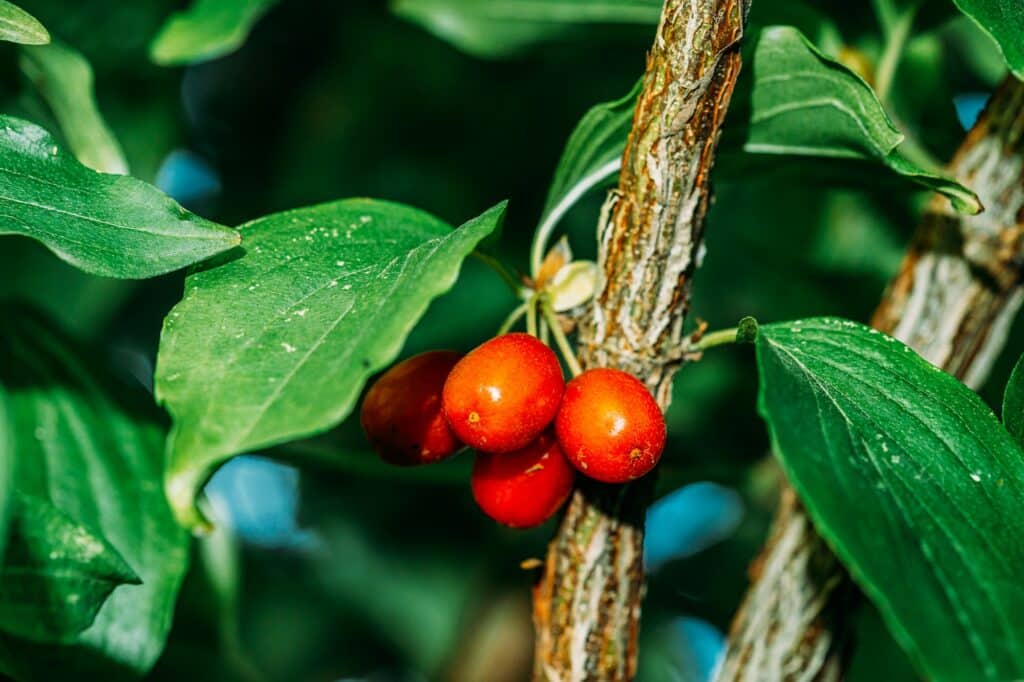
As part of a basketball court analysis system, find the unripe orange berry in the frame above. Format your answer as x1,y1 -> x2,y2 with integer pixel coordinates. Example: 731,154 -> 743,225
442,333 -> 564,453
361,351 -> 463,466
471,433 -> 575,528
555,368 -> 666,483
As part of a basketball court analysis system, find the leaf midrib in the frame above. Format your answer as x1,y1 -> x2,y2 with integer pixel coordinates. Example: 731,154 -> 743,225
766,339 -> 1006,676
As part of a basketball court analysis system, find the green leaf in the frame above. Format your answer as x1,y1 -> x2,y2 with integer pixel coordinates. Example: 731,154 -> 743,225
156,199 -> 506,528
0,1 -> 48,45
532,78 -> 639,272
391,0 -> 661,58
945,14 -> 1010,87
0,115 -> 239,279
524,26 -> 981,216
0,306 -> 189,677
952,0 -> 1024,78
19,40 -> 128,175
150,0 -> 278,66
540,79 -> 639,222
0,493 -> 140,643
1002,353 -> 1024,447
729,26 -> 981,214
756,317 -> 1024,681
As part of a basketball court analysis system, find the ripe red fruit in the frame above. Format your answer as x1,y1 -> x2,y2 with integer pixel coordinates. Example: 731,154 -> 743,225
471,433 -> 575,528
555,368 -> 666,483
442,333 -> 564,453
360,351 -> 463,466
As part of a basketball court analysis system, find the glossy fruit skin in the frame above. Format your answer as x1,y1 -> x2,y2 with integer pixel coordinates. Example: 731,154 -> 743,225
471,433 -> 575,528
361,351 -> 463,466
555,368 -> 666,483
442,333 -> 564,453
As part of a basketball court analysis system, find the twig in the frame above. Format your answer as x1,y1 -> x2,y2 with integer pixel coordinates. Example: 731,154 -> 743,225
716,76 -> 1024,682
540,300 -> 583,377
531,0 -> 751,678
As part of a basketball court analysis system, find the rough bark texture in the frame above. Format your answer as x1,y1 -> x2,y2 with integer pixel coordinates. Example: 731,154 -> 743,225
715,76 -> 1024,682
531,1 -> 749,679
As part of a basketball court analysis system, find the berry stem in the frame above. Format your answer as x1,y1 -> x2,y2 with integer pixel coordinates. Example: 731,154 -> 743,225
497,302 -> 529,335
472,251 -> 527,298
526,295 -> 539,337
692,326 -> 739,351
540,299 -> 583,377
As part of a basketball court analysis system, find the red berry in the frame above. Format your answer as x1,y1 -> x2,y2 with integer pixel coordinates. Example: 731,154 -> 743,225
555,368 -> 666,483
471,433 -> 575,528
361,351 -> 463,466
442,333 -> 564,453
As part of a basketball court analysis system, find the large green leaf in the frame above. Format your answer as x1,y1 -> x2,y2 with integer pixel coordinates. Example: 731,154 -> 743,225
529,26 -> 980,218
156,199 -> 506,528
728,26 -> 980,213
756,317 -> 1024,681
0,1 -> 48,45
0,494 -> 139,644
0,306 -> 190,677
150,0 -> 278,66
0,116 -> 239,279
952,0 -> 1024,78
391,0 -> 661,57
1002,353 -> 1024,447
19,41 -> 128,175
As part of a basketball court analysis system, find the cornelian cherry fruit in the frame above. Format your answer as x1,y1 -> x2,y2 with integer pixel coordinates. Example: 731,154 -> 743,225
471,433 -> 575,528
442,333 -> 564,453
555,368 -> 666,483
361,350 -> 463,466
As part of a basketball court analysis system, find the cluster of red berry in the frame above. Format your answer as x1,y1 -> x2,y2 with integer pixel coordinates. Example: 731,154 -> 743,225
361,333 -> 666,528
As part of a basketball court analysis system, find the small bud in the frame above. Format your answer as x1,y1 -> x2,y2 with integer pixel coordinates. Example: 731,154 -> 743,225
548,260 -> 598,312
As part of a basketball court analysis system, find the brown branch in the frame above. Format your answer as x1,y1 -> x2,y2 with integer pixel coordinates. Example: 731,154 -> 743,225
531,0 -> 750,679
716,76 -> 1024,681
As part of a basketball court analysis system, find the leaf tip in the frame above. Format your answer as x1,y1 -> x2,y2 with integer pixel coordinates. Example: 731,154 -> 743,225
23,26 -> 49,46
953,193 -> 984,215
16,12 -> 50,46
737,316 -> 759,344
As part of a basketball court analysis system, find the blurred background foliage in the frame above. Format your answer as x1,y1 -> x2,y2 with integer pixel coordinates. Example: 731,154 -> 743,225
0,1 -> 1017,680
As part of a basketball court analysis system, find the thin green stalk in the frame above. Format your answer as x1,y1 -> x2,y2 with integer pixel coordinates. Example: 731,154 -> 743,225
526,296 -> 539,337
198,505 -> 264,682
540,299 -> 583,377
692,326 -> 740,351
472,251 -> 526,297
874,1 -> 919,104
871,0 -> 897,34
498,302 -> 528,335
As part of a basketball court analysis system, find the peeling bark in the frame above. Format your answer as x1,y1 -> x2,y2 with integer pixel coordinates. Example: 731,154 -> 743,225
716,76 -> 1024,682
531,0 -> 750,679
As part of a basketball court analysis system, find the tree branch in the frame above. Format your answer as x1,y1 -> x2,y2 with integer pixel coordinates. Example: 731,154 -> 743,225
716,75 -> 1024,682
531,0 -> 750,679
